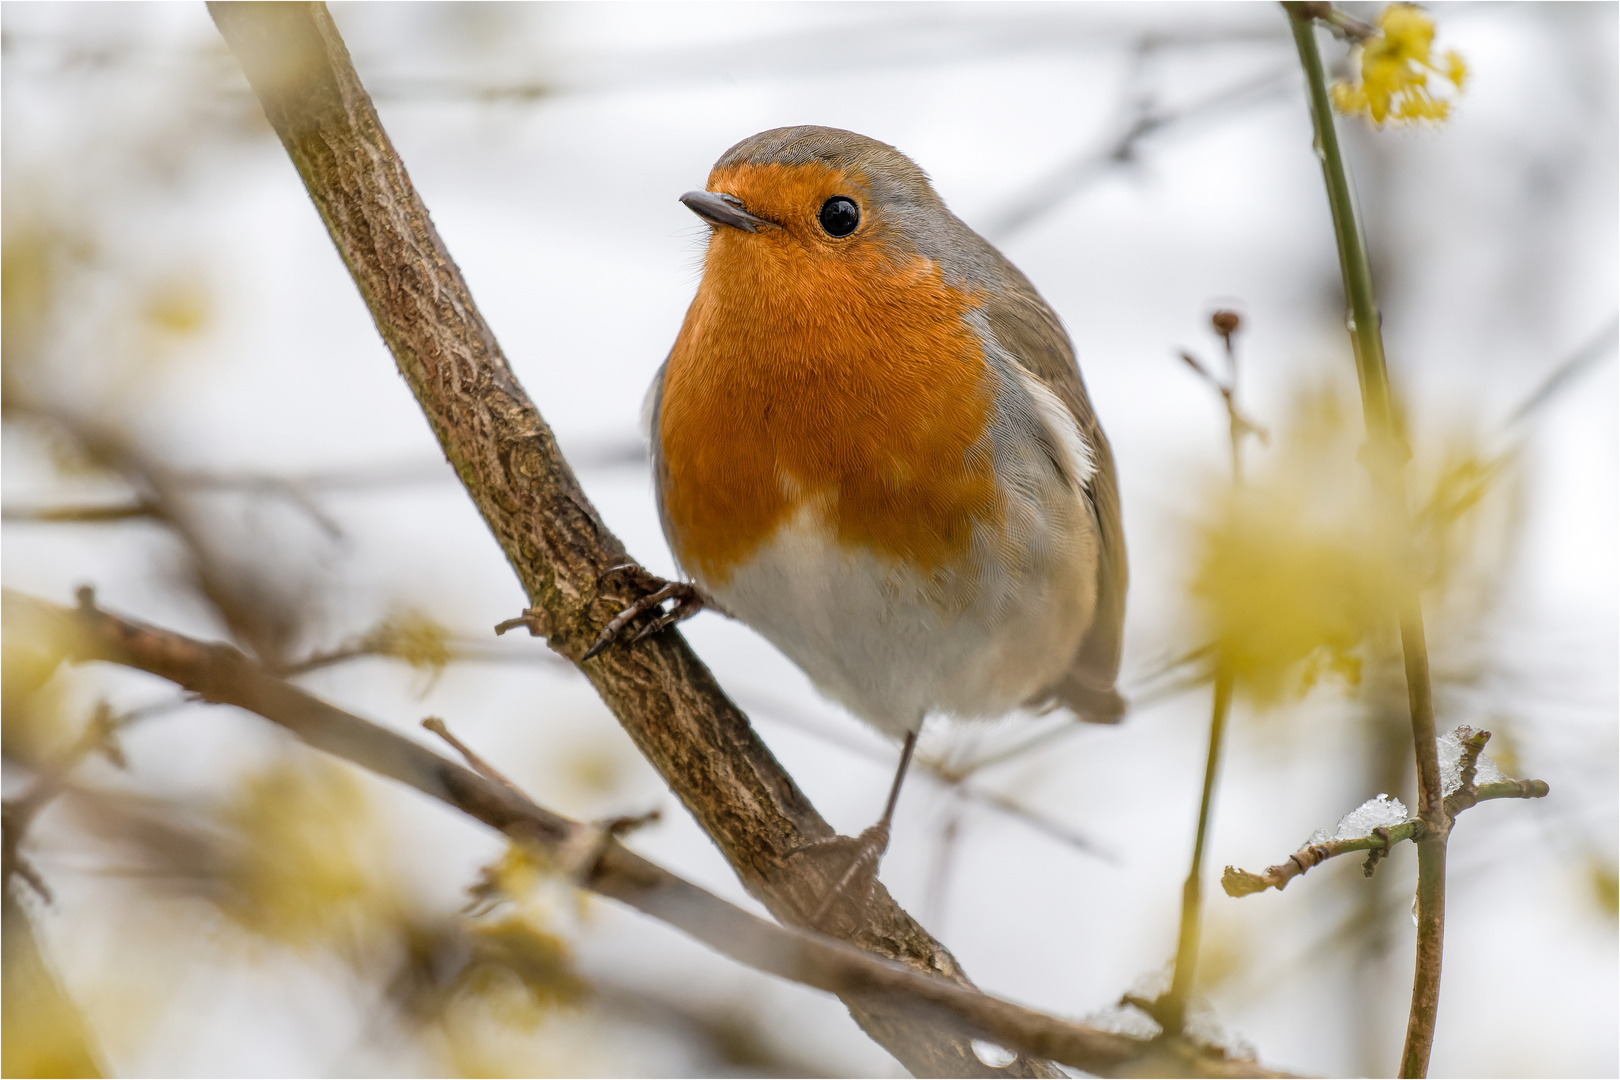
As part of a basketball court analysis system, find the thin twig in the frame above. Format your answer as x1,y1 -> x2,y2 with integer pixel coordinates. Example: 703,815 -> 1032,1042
1,500 -> 161,524
1504,314 -> 1619,428
1289,2 -> 1376,41
1,685 -> 185,901
1160,310 -> 1263,1032
987,65 -> 1295,241
923,797 -> 967,931
946,643 -> 1219,778
421,716 -> 530,802
1,445 -> 648,534
1161,668 -> 1235,1032
4,408 -> 320,667
1224,822 -> 1416,898
1223,727 -> 1548,899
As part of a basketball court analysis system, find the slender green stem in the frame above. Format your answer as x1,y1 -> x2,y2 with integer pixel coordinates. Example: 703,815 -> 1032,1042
1223,333 -> 1246,483
1226,401 -> 1244,484
1165,328 -> 1247,1030
1284,7 -> 1447,1076
1165,666 -> 1235,1032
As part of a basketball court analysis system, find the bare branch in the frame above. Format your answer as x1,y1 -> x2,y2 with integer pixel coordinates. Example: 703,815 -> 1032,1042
1,407 -> 321,664
421,716 -> 532,802
1473,779 -> 1553,802
3,690 -> 186,901
1223,823 -> 1416,898
2,588 -> 1293,1079
1222,724 -> 1549,899
1,500 -> 161,524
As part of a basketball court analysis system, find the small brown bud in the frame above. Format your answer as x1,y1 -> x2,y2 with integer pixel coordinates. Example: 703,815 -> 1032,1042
1211,310 -> 1241,338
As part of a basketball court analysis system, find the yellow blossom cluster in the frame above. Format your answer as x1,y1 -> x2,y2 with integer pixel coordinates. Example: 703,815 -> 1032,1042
1331,4 -> 1468,125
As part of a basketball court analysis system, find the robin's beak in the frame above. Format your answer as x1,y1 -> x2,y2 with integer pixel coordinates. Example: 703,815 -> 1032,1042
680,190 -> 775,233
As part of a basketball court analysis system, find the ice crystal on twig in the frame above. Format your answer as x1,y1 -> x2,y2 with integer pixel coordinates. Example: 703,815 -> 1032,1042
1438,727 -> 1506,795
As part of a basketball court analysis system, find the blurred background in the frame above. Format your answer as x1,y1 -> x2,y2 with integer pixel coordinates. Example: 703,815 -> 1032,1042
3,2 -> 1614,1076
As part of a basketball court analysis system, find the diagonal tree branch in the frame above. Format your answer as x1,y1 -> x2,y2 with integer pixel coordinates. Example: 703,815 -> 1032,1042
202,3 -> 1036,1073
2,588 -> 1291,1080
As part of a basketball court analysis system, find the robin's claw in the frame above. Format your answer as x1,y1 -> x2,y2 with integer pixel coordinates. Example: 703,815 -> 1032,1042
776,823 -> 894,931
629,590 -> 705,643
806,821 -> 890,925
582,577 -> 706,661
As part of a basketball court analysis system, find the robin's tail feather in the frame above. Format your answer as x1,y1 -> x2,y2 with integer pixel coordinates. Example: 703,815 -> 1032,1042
1059,679 -> 1128,725
1028,670 -> 1128,725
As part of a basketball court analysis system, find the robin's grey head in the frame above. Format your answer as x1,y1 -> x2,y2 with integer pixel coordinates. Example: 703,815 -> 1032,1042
679,126 -> 1001,288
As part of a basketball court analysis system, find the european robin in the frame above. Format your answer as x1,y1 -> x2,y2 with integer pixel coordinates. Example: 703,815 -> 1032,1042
591,126 -> 1127,899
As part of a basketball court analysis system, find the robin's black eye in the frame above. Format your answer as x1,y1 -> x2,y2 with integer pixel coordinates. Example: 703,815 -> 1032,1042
818,196 -> 859,237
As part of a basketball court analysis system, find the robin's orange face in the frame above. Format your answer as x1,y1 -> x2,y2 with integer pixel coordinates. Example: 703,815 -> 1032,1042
707,160 -> 874,248
697,160 -> 921,307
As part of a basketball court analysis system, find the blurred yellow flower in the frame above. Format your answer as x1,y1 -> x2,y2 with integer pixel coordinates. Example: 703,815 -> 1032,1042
221,757 -> 386,948
3,894 -> 104,1078
371,608 -> 453,675
1188,385 -> 1517,706
462,916 -> 588,1011
1193,481 -> 1393,704
1331,4 -> 1468,125
1191,389 -> 1394,702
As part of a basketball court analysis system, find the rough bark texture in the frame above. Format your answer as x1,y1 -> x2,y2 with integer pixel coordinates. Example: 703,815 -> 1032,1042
205,4 -> 1046,1074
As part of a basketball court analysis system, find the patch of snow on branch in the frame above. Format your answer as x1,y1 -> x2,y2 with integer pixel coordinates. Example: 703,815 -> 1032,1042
1438,727 -> 1508,795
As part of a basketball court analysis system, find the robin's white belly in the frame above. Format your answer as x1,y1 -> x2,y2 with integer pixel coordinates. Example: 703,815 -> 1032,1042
701,512 -> 1088,738
694,360 -> 1100,740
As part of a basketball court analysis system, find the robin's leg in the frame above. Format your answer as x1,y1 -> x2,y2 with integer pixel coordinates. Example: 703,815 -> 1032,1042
804,728 -> 919,925
581,565 -> 710,661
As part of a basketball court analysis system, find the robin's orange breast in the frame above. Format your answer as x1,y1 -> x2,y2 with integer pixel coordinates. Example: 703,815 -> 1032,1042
658,221 -> 1000,586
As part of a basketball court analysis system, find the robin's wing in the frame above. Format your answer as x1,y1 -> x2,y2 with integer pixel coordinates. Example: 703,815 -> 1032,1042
642,360 -> 682,572
982,261 -> 1128,724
